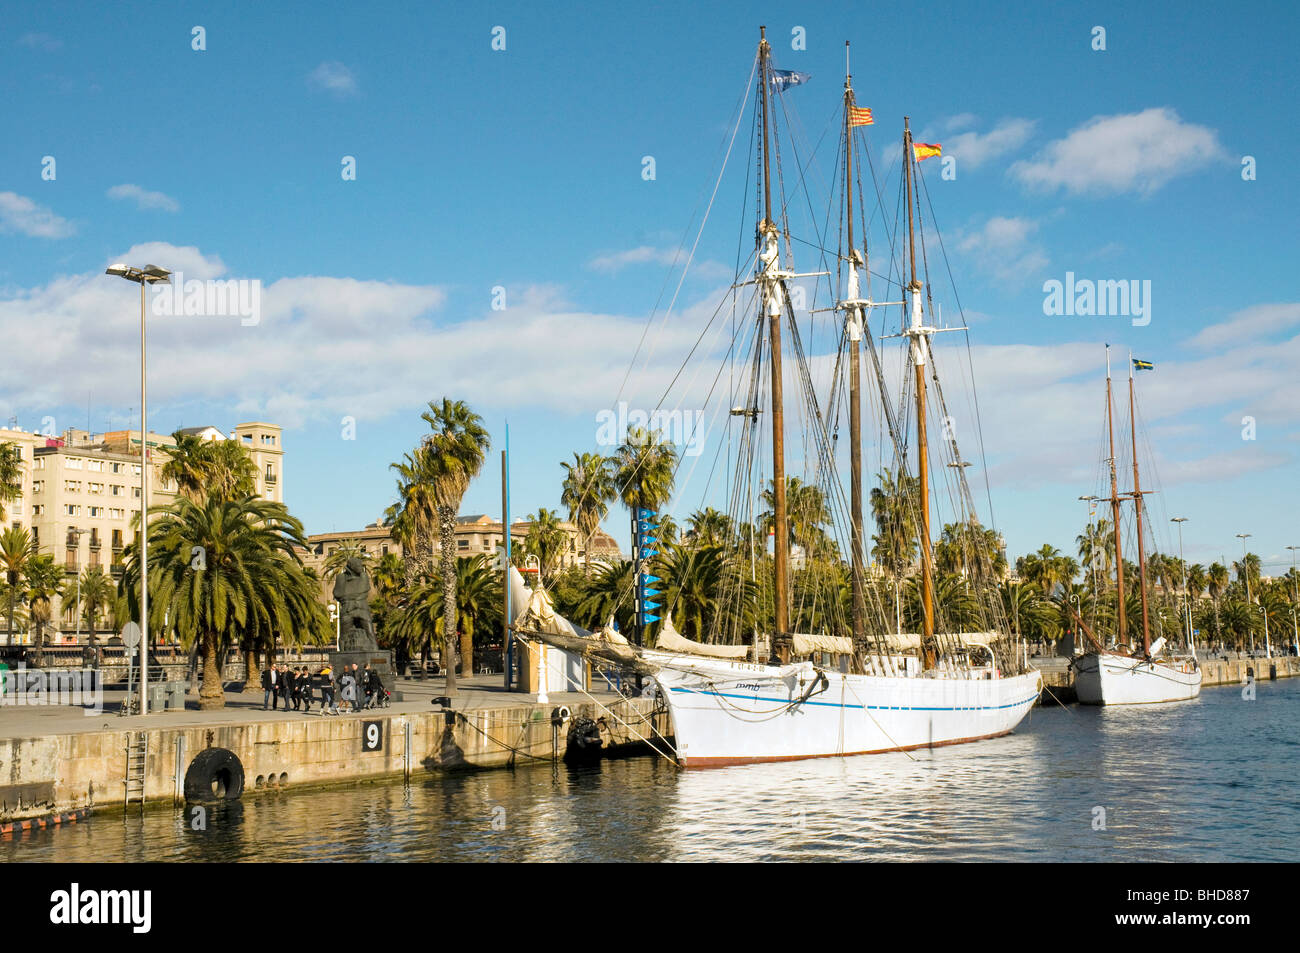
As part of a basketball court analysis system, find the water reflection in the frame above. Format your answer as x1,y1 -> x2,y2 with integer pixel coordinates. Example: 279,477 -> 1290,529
3,681 -> 1295,862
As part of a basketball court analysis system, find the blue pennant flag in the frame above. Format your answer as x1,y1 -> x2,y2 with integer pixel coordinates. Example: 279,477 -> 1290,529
637,508 -> 657,520
644,613 -> 660,624
770,69 -> 811,94
643,574 -> 661,585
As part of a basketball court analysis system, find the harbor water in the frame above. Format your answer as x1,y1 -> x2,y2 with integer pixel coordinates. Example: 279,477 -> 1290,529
6,680 -> 1296,862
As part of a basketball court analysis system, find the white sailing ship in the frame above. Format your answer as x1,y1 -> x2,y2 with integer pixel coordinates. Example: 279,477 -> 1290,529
514,28 -> 1041,765
1069,352 -> 1202,706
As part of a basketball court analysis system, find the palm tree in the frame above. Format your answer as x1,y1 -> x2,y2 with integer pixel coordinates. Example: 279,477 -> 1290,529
560,452 -> 615,577
120,494 -> 326,709
613,427 -> 678,516
414,398 -> 490,687
0,441 -> 22,522
522,508 -> 567,583
160,431 -> 212,501
160,430 -> 259,503
685,508 -> 734,549
1208,562 -> 1230,637
390,554 -> 500,669
323,539 -> 373,581
613,427 -> 678,643
869,468 -> 919,580
570,559 -> 637,634
388,452 -> 440,584
66,566 -> 114,640
1,526 -> 34,645
23,555 -> 63,648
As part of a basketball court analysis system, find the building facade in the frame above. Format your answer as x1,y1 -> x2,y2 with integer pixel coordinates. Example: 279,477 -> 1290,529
0,421 -> 283,639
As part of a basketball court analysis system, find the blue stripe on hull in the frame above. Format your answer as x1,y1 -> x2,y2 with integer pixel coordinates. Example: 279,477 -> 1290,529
668,685 -> 1039,712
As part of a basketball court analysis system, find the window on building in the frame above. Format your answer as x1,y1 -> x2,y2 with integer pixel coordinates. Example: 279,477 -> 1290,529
67,458 -> 83,470
31,505 -> 43,516
33,457 -> 44,470
132,487 -> 141,499
457,539 -> 469,549
112,529 -> 123,549
65,504 -> 81,516
88,460 -> 102,472
111,462 -> 122,473
32,480 -> 43,493
111,484 -> 123,496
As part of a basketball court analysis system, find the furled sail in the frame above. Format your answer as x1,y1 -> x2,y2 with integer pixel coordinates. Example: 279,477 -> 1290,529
791,633 -> 854,655
654,615 -> 751,659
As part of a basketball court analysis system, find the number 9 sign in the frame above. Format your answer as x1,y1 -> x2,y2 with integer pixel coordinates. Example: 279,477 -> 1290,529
362,720 -> 384,753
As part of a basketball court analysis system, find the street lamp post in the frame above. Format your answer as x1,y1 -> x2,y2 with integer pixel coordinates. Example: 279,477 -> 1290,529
1287,546 -> 1299,657
1258,604 -> 1270,659
106,263 -> 171,715
1171,517 -> 1190,653
69,527 -> 89,646
1236,533 -> 1253,654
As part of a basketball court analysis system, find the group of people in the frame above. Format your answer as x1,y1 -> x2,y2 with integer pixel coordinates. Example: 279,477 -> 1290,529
260,662 -> 387,714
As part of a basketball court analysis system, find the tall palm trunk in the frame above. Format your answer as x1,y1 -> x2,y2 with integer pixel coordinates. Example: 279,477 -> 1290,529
6,581 -> 13,646
199,632 -> 224,709
439,506 -> 459,693
242,637 -> 259,693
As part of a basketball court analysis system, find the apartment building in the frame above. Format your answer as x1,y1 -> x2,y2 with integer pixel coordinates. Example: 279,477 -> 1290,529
0,420 -> 284,635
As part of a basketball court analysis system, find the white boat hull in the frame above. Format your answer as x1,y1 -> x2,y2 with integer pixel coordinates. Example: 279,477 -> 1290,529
1072,651 -> 1202,705
646,653 -> 1042,767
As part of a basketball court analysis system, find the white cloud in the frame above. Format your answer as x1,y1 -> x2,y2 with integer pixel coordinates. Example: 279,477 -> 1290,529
957,216 -> 1048,284
1010,107 -> 1228,195
19,32 -> 62,52
0,243 -> 712,431
587,245 -> 732,280
107,184 -> 180,213
1187,302 -> 1300,351
944,118 -> 1036,170
588,246 -> 681,273
307,61 -> 358,98
0,192 -> 74,238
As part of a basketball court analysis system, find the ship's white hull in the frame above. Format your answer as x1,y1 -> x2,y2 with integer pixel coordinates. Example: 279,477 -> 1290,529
1072,651 -> 1202,706
646,653 -> 1042,767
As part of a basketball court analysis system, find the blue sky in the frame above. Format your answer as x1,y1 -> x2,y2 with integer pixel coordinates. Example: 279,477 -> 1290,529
2,0 -> 1298,575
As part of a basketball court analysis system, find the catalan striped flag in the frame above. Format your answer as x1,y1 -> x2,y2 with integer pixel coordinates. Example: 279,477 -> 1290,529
1132,358 -> 1154,371
849,105 -> 874,127
913,142 -> 942,161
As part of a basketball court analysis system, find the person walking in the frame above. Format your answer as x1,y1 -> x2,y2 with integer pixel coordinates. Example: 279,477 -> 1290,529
362,663 -> 375,708
339,668 -> 357,713
300,666 -> 314,712
290,666 -> 303,711
261,663 -> 277,710
318,665 -> 335,714
277,663 -> 292,711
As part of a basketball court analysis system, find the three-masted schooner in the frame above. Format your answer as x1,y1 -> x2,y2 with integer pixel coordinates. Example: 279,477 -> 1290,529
1070,350 -> 1202,705
508,29 -> 1042,766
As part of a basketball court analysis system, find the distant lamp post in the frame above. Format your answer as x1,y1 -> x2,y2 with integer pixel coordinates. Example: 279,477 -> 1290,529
1287,546 -> 1299,658
106,262 -> 171,715
69,527 -> 88,644
1235,533 -> 1254,655
1171,517 -> 1190,652
1258,604 -> 1270,659
328,601 -> 340,650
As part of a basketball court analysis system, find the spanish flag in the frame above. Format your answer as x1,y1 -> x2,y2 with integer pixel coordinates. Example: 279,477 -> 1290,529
849,105 -> 874,127
1132,358 -> 1154,371
913,142 -> 942,161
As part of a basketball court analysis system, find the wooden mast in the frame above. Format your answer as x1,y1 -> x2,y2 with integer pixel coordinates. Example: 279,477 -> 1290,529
844,42 -> 866,654
1128,359 -> 1152,654
758,25 -> 790,654
1105,348 -> 1128,647
902,117 -> 935,667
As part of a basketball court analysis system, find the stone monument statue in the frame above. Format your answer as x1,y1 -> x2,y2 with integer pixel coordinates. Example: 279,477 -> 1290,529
333,557 -> 378,653
328,557 -> 400,699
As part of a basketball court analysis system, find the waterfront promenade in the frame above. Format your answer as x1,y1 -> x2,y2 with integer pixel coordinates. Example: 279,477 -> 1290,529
0,671 -> 670,826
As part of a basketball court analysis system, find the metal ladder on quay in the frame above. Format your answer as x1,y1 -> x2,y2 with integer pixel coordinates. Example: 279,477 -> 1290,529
123,731 -> 148,812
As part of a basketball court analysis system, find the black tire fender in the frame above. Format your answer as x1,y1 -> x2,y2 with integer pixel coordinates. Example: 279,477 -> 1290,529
184,747 -> 246,802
